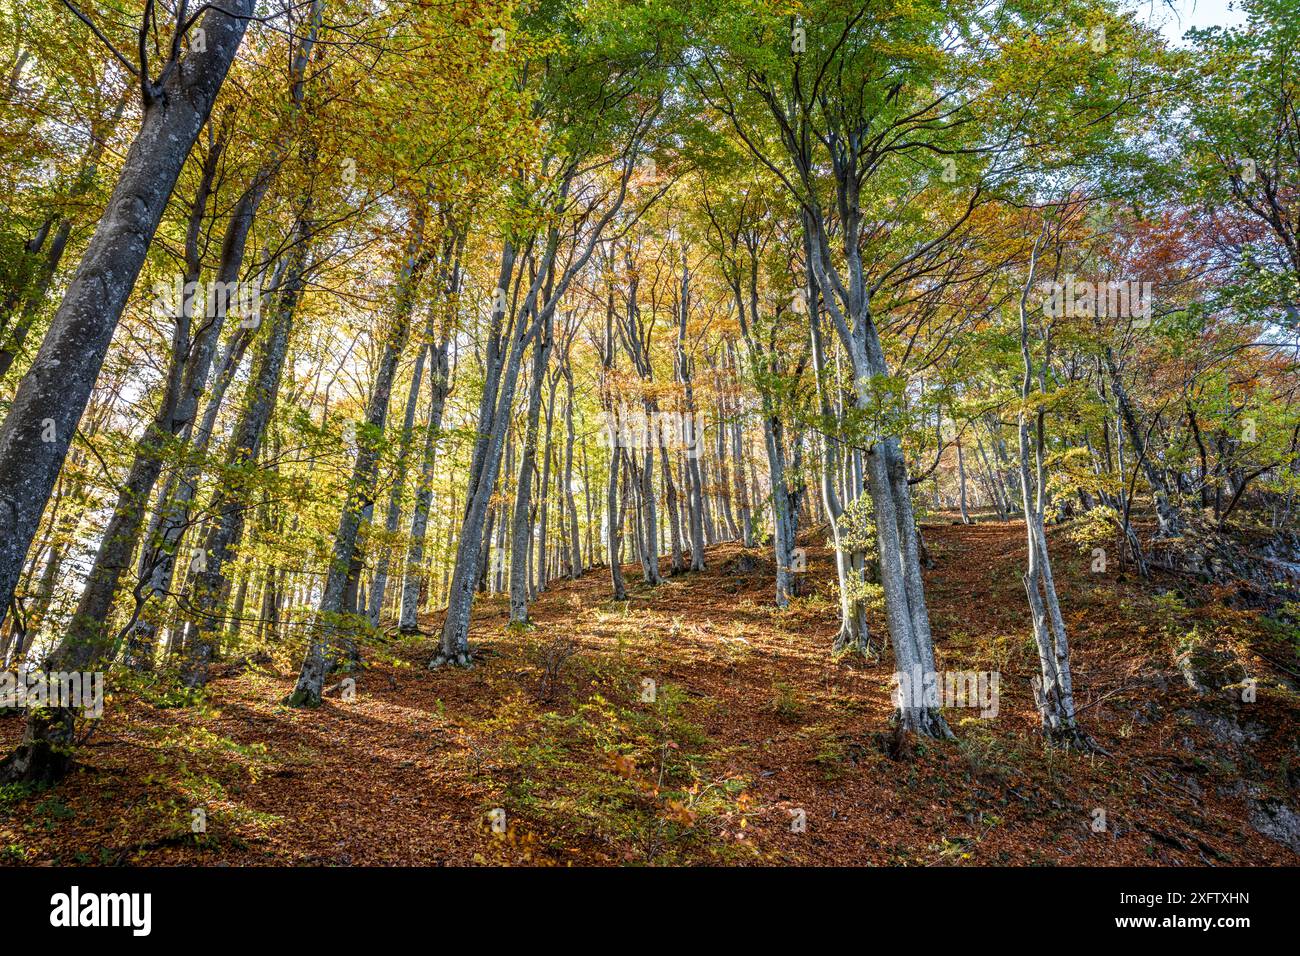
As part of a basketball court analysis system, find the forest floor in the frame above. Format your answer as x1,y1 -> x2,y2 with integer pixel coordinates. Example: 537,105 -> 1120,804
2,514 -> 1298,866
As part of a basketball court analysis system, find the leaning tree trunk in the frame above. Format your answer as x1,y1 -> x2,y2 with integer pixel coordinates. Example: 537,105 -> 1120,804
180,215 -> 311,688
122,312 -> 259,670
367,322 -> 430,627
434,243 -> 549,664
436,316 -> 530,663
62,136 -> 229,664
0,3 -> 253,784
1103,346 -> 1183,537
436,163 -> 632,662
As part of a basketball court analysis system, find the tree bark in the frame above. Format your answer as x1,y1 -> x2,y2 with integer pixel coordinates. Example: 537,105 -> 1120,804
0,3 -> 254,784
290,215 -> 430,704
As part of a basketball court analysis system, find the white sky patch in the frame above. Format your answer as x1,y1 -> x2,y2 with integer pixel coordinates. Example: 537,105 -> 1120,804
1151,0 -> 1250,47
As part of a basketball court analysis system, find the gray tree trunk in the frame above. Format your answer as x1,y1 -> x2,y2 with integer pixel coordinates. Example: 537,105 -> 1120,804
957,437 -> 971,523
0,3 -> 254,784
562,371 -> 583,579
180,212 -> 312,688
435,158 -> 635,665
806,214 -> 951,739
535,367 -> 560,593
607,448 -> 629,600
1103,346 -> 1183,537
367,318 -> 429,627
399,330 -> 452,631
808,291 -> 869,655
62,133 -> 226,663
676,295 -> 706,570
509,304 -> 554,623
1017,236 -> 1088,747
290,218 -> 429,704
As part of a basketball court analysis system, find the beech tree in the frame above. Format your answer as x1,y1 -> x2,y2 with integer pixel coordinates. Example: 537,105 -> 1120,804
0,0 -> 255,782
0,0 -> 1293,797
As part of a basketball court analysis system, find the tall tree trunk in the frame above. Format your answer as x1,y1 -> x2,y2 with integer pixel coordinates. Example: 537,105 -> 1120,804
61,132 -> 227,662
122,312 -> 259,669
535,369 -> 560,593
957,437 -> 971,524
608,448 -> 629,600
435,148 -> 636,663
764,418 -> 795,607
180,211 -> 312,688
562,371 -> 583,579
367,318 -> 430,627
806,214 -> 950,739
677,292 -> 706,570
290,217 -> 429,704
399,330 -> 452,631
1018,235 -> 1088,747
808,291 -> 869,655
1103,346 -> 1182,537
509,305 -> 554,623
0,3 -> 254,784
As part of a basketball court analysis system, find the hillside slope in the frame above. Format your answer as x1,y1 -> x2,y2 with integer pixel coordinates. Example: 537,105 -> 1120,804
2,517 -> 1297,866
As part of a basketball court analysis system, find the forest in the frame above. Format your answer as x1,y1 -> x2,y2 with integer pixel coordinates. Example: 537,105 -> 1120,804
0,0 -> 1297,873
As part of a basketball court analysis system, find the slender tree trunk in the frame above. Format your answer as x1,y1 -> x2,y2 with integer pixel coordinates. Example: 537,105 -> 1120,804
1017,235 -> 1087,747
367,318 -> 430,627
535,371 -> 560,593
180,211 -> 312,688
808,293 -> 869,655
562,372 -> 583,579
509,307 -> 554,623
806,213 -> 950,739
607,445 -> 628,600
1104,346 -> 1182,537
400,331 -> 452,631
62,135 -> 227,662
957,437 -> 971,523
290,217 -> 429,704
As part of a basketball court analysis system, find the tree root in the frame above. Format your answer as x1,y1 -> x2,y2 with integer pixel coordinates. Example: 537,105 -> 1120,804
1046,724 -> 1108,756
428,650 -> 473,669
0,708 -> 77,785
831,627 -> 878,661
895,706 -> 955,742
283,687 -> 322,708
